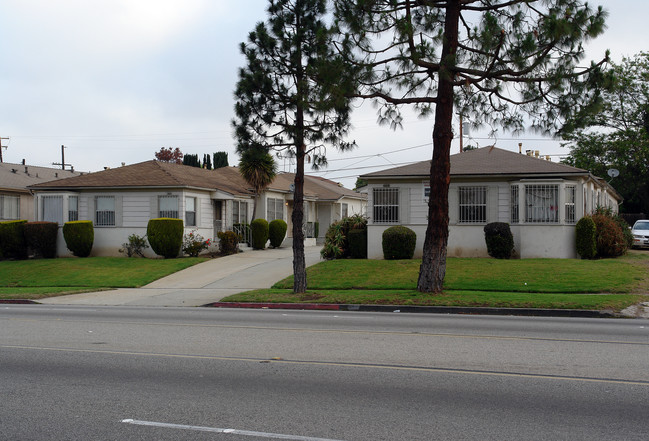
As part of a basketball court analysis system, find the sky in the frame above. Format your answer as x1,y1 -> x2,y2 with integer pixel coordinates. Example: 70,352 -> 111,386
1,0 -> 647,189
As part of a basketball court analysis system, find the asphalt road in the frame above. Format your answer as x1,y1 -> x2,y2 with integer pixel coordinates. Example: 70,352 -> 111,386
1,305 -> 648,440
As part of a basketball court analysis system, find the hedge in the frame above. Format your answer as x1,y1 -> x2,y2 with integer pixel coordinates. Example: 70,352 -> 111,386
483,222 -> 514,259
0,220 -> 28,260
24,221 -> 58,258
250,218 -> 269,250
382,226 -> 416,260
63,221 -> 94,257
147,218 -> 183,258
269,219 -> 287,248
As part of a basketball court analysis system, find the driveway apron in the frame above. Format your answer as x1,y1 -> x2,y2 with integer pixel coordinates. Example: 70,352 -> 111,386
39,246 -> 323,307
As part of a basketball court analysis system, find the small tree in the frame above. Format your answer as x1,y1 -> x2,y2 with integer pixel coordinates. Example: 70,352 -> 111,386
155,147 -> 183,164
213,152 -> 229,169
233,0 -> 356,293
238,147 -> 277,222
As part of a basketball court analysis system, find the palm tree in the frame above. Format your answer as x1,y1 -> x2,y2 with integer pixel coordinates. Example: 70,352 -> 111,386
238,147 -> 277,222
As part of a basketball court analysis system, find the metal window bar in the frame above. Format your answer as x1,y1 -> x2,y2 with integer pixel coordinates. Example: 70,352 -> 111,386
510,186 -> 519,224
304,222 -> 315,238
68,196 -> 78,222
459,186 -> 486,223
42,195 -> 63,224
373,188 -> 399,223
159,195 -> 179,219
525,184 -> 558,223
565,186 -> 576,224
95,196 -> 115,226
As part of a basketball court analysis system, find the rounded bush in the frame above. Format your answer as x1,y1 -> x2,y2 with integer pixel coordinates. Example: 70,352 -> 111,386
147,218 -> 183,258
63,221 -> 94,257
0,220 -> 28,260
250,218 -> 269,249
592,214 -> 627,258
24,221 -> 58,258
348,228 -> 367,259
483,222 -> 514,259
217,230 -> 240,255
575,216 -> 596,259
382,226 -> 416,260
268,219 -> 287,248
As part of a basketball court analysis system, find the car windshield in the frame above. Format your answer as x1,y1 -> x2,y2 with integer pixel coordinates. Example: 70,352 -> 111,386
634,221 -> 649,230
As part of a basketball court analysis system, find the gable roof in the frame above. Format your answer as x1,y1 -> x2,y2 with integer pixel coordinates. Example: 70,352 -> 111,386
30,160 -> 255,196
29,160 -> 364,201
361,146 -> 589,179
1,162 -> 83,194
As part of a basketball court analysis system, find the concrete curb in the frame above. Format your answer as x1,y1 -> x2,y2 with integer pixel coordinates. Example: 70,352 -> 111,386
0,299 -> 41,305
203,302 -> 620,318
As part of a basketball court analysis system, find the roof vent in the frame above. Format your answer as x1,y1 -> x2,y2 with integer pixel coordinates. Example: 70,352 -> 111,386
11,168 -> 17,173
55,173 -> 58,178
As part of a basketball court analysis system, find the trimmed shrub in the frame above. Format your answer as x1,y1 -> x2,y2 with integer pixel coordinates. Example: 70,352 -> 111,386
483,222 -> 514,259
596,207 -> 634,250
147,218 -> 183,258
576,216 -> 596,259
321,214 -> 368,260
217,230 -> 240,255
382,226 -> 416,260
348,228 -> 367,259
119,233 -> 149,257
592,213 -> 627,258
0,220 -> 28,260
63,221 -> 94,257
250,218 -> 269,249
314,221 -> 319,239
269,219 -> 287,248
24,221 -> 58,258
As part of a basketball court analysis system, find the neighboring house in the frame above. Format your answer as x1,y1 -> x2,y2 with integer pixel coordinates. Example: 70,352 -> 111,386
361,147 -> 621,259
0,162 -> 82,222
29,160 -> 365,256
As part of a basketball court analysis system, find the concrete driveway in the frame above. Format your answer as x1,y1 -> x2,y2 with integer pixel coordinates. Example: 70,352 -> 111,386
39,245 -> 323,307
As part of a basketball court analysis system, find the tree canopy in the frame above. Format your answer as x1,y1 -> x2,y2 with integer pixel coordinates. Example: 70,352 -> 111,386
563,52 -> 649,214
335,0 -> 609,292
154,147 -> 183,164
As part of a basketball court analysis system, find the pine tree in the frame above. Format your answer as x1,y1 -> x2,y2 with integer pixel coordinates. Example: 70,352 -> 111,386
233,0 -> 355,293
335,0 -> 609,293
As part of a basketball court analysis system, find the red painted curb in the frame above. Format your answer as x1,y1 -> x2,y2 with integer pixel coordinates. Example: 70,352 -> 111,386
205,302 -> 341,310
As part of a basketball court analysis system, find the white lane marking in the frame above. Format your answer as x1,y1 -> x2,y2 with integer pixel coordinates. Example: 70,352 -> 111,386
121,419 -> 346,441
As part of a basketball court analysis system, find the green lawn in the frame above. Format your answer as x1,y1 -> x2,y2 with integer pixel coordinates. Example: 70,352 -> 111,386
222,252 -> 649,311
0,257 -> 208,299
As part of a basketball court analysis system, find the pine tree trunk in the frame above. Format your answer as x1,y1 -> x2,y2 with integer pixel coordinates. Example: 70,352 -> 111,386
417,1 -> 460,293
292,144 -> 307,294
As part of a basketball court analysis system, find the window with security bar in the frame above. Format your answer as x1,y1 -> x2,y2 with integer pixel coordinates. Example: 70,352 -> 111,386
565,186 -> 576,224
42,195 -> 63,224
510,186 -> 519,224
233,200 -> 249,224
0,195 -> 20,220
68,196 -> 78,222
159,195 -> 179,218
373,188 -> 399,223
95,196 -> 115,227
459,186 -> 486,223
525,184 -> 558,223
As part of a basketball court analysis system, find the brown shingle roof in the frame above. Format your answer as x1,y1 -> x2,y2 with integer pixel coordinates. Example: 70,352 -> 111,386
361,146 -> 588,178
28,160 -> 364,200
30,160 -> 255,197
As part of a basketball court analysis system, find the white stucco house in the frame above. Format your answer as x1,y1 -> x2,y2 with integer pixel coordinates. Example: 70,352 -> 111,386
0,162 -> 81,222
29,160 -> 365,257
361,147 -> 621,259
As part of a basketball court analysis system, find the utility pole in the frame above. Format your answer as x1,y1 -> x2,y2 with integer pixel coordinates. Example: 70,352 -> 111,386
0,137 -> 9,163
52,145 -> 72,170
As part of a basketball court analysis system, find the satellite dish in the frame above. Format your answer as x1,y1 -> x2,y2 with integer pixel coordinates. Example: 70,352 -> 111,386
289,183 -> 295,192
607,169 -> 620,178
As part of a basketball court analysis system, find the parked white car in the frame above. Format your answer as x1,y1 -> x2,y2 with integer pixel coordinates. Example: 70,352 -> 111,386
631,220 -> 649,249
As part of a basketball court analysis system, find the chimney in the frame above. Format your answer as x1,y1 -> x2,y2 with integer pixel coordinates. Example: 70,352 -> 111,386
535,150 -> 540,158
518,143 -> 522,154
21,159 -> 25,165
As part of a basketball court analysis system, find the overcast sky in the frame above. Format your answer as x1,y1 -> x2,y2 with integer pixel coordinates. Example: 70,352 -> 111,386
1,0 -> 647,188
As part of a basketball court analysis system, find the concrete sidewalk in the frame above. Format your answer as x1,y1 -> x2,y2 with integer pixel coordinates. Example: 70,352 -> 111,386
39,246 -> 323,307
